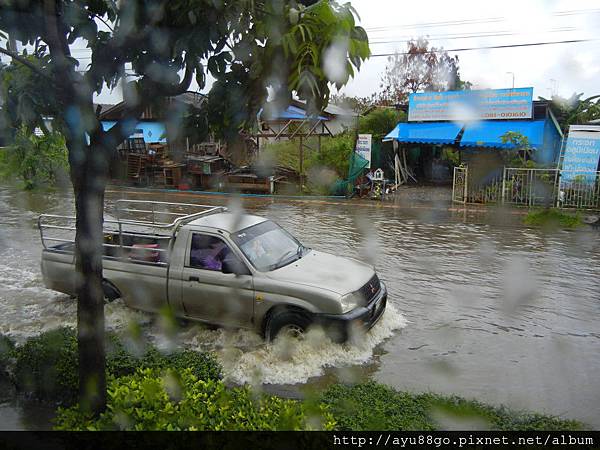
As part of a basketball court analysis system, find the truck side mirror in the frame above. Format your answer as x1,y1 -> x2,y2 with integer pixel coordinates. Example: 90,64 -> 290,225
222,256 -> 250,276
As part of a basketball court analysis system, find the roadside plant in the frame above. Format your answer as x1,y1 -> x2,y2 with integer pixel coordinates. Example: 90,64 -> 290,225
0,126 -> 68,189
523,209 -> 582,229
54,368 -> 336,431
10,327 -> 221,404
0,334 -> 15,378
12,327 -> 79,403
320,382 -> 584,431
500,132 -> 533,167
358,108 -> 406,142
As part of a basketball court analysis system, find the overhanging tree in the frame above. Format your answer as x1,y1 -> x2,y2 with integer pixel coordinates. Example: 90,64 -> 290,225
377,37 -> 470,106
0,0 -> 369,414
539,93 -> 600,132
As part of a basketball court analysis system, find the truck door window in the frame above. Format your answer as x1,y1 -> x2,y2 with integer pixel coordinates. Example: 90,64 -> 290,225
189,234 -> 231,271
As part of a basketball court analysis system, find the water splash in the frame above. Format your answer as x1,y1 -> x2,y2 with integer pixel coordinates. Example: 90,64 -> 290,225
208,304 -> 407,385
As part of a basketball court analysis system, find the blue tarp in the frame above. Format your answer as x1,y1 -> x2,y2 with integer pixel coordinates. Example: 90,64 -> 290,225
460,120 -> 545,148
384,122 -> 464,144
101,120 -> 167,143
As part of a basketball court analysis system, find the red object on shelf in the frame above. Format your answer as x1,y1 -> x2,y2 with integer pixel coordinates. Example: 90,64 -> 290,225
178,183 -> 190,190
130,244 -> 160,262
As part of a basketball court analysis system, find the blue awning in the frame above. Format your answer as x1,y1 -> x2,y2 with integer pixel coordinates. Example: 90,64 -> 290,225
384,122 -> 464,144
460,120 -> 545,148
101,120 -> 167,144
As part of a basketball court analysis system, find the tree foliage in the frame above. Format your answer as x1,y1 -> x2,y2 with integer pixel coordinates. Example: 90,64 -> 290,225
0,125 -> 69,189
539,93 -> 600,132
0,49 -> 60,138
377,37 -> 471,106
329,92 -> 376,113
0,0 -> 370,414
359,108 -> 406,142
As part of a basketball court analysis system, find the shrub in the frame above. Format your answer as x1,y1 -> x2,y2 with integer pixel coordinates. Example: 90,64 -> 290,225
524,209 -> 582,229
0,334 -> 16,377
358,108 -> 406,142
13,327 -> 79,403
262,133 -> 354,179
55,368 -> 336,431
12,327 -> 221,404
320,382 -> 583,431
105,336 -> 222,381
0,126 -> 69,189
307,133 -> 354,180
321,382 -> 435,431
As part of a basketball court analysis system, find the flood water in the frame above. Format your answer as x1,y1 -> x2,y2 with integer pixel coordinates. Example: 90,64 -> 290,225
1,184 -> 599,429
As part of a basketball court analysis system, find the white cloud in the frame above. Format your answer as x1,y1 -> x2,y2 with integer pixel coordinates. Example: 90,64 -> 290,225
341,0 -> 600,100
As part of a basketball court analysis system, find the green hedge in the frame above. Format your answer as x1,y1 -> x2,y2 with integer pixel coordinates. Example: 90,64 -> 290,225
13,328 -> 78,402
10,327 -> 221,404
0,334 -> 16,378
524,209 -> 582,229
55,368 -> 336,431
320,382 -> 584,431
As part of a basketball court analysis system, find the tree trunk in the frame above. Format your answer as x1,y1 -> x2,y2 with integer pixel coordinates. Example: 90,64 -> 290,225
70,141 -> 110,415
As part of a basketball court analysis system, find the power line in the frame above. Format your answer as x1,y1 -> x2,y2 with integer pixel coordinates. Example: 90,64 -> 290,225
363,7 -> 600,34
364,17 -> 504,32
370,38 -> 600,57
369,27 -> 577,45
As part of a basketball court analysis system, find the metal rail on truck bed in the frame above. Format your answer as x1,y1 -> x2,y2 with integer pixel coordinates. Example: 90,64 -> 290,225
38,200 -> 227,265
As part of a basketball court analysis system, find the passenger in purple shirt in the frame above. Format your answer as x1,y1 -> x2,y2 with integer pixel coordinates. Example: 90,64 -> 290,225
190,236 -> 229,271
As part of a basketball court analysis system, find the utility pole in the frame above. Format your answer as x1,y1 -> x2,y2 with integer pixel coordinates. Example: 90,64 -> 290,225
506,72 -> 515,89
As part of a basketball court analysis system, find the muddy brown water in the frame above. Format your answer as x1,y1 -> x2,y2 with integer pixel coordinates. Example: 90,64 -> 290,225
0,184 -> 599,429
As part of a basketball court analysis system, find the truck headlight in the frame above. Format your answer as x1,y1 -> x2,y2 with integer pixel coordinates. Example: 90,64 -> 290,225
340,292 -> 360,313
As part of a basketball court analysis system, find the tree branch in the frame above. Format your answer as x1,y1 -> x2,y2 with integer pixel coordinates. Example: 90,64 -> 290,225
0,47 -> 55,83
143,63 -> 194,97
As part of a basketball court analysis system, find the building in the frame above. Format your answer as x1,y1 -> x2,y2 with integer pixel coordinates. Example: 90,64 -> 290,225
99,91 -> 209,152
384,88 -> 563,184
99,92 -> 226,189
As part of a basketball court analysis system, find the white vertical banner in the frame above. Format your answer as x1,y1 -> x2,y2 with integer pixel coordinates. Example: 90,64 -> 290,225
562,125 -> 600,183
356,134 -> 372,168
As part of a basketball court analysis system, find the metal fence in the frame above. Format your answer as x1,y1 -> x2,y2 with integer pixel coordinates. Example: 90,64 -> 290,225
453,167 -> 600,210
558,171 -> 600,209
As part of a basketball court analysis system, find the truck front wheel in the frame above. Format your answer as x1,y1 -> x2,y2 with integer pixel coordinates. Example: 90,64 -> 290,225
265,309 -> 312,342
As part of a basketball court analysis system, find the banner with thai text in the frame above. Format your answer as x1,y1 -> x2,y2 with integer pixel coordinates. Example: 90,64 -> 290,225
561,125 -> 600,183
408,88 -> 533,122
355,134 -> 372,168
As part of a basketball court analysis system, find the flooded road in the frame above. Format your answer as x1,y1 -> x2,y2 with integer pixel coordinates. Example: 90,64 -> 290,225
1,184 -> 599,428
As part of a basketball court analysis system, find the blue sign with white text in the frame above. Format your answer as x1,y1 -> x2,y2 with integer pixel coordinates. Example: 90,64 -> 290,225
561,127 -> 600,183
408,88 -> 533,122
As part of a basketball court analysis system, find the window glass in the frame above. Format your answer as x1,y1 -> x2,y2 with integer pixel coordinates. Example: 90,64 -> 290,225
231,220 -> 307,272
189,234 -> 231,271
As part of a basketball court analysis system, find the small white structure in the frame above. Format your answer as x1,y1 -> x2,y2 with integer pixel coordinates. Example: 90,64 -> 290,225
372,168 -> 384,181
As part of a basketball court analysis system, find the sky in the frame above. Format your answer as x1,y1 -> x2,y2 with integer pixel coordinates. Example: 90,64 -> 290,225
22,0 -> 599,105
339,0 -> 600,101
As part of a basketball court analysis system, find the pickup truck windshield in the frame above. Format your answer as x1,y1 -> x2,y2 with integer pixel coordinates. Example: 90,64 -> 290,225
231,220 -> 307,272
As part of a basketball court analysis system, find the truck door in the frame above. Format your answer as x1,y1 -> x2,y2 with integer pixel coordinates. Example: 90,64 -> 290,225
180,232 -> 254,327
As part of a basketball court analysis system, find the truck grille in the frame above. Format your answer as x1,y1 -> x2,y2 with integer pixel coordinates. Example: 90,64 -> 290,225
357,274 -> 381,305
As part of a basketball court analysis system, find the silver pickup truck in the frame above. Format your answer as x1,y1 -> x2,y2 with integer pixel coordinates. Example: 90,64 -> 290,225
39,200 -> 387,342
